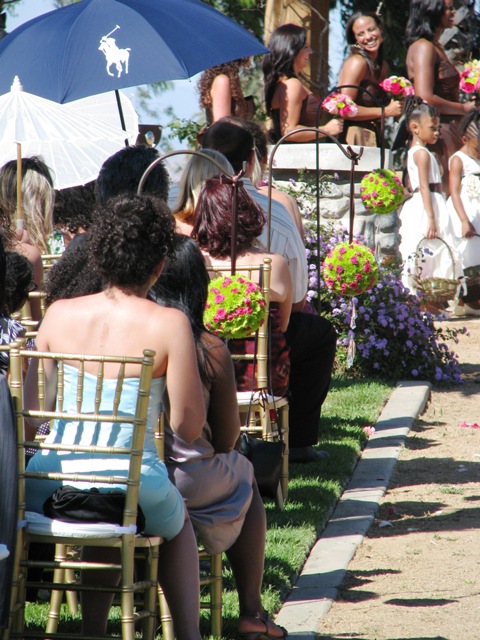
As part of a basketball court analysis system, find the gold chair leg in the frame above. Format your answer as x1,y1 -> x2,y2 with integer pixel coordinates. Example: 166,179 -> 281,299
210,553 -> 223,638
46,545 -> 68,634
158,586 -> 175,640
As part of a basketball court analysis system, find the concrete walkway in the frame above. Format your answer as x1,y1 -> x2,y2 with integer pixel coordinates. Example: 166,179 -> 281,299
275,380 -> 431,638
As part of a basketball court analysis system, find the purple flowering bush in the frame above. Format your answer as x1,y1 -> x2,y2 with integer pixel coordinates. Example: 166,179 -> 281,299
277,178 -> 465,384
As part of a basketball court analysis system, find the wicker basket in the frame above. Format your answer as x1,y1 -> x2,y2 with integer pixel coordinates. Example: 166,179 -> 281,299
413,237 -> 459,303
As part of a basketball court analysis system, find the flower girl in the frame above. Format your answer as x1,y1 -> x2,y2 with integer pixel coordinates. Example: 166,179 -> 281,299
446,109 -> 480,314
399,97 -> 462,299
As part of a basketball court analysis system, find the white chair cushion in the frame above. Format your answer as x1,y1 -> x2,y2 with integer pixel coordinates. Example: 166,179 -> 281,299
25,511 -> 137,538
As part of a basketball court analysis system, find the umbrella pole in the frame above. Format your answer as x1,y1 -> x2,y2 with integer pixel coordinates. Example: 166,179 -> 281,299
115,90 -> 129,147
16,143 -> 23,227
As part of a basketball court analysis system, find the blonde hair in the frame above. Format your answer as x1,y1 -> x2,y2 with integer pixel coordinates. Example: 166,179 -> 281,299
173,149 -> 233,225
0,157 -> 54,254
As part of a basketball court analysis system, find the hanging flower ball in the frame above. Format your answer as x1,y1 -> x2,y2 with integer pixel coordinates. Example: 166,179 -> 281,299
359,168 -> 405,214
204,274 -> 267,339
323,241 -> 379,296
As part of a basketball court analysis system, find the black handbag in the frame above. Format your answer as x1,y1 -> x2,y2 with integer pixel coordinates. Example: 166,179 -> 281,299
239,427 -> 284,499
43,485 -> 146,532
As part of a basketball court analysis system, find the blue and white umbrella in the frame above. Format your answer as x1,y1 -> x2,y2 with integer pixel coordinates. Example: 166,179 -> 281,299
0,0 -> 268,103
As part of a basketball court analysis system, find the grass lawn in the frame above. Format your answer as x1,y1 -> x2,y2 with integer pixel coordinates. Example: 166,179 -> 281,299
24,375 -> 393,638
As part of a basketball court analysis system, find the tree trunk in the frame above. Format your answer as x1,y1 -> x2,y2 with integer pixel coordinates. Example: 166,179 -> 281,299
264,0 -> 330,96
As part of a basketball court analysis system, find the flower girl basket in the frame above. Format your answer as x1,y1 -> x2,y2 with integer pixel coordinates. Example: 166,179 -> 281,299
414,237 -> 459,304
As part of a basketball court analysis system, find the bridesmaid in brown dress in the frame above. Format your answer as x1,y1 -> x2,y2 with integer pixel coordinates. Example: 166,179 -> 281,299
198,58 -> 256,126
406,0 -> 475,196
337,11 -> 403,147
262,23 -> 343,142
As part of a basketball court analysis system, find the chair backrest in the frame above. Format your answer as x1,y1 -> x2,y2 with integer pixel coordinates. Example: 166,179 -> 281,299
207,257 -> 271,390
9,344 -> 156,530
41,253 -> 62,273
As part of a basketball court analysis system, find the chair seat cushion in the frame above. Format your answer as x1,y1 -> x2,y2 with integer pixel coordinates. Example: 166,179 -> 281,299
25,511 -> 137,538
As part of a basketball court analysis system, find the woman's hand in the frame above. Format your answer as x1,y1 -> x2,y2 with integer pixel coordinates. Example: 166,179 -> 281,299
426,220 -> 437,239
384,98 -> 403,118
323,118 -> 343,137
463,100 -> 476,114
462,220 -> 476,238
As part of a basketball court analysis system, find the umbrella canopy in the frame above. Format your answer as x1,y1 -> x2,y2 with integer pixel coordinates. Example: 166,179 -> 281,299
0,77 -> 139,189
0,0 -> 268,103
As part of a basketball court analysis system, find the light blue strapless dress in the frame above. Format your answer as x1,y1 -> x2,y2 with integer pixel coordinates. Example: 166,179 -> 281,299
26,364 -> 185,539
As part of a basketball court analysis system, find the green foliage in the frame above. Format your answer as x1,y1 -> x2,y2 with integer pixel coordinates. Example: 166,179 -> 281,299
201,0 -> 264,40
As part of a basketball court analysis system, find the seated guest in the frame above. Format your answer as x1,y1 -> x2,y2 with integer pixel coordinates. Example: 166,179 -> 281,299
95,144 -> 169,205
198,118 -> 338,463
24,194 -> 205,639
151,235 -> 287,640
53,181 -> 96,250
172,149 -> 233,236
193,175 -> 292,396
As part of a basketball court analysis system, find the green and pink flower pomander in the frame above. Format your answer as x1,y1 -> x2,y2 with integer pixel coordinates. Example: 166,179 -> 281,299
204,274 -> 267,339
323,241 -> 379,296
360,168 -> 404,214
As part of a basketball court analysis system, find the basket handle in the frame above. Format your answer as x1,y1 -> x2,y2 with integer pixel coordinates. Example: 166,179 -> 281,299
414,236 -> 456,274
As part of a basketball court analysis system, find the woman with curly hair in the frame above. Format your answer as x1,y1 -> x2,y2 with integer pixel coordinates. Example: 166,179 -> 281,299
262,23 -> 343,142
24,193 -> 206,640
336,11 -> 403,147
405,0 -> 475,196
198,57 -> 255,125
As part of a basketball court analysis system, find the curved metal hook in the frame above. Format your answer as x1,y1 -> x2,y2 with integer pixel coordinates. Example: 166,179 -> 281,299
266,127 -> 363,250
136,149 -> 233,195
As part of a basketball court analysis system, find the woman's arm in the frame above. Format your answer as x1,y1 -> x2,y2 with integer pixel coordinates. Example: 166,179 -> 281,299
408,40 -> 474,116
269,254 -> 293,332
337,55 -> 402,119
204,336 -> 241,453
164,310 -> 206,443
415,148 -> 437,238
277,78 -> 343,142
449,155 -> 476,237
210,74 -> 233,122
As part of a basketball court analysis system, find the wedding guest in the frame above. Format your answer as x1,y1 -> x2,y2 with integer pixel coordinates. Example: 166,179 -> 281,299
24,194 -> 205,639
200,117 -> 337,463
263,23 -> 343,142
53,181 -> 95,250
405,0 -> 475,196
151,235 -> 287,640
336,11 -> 402,147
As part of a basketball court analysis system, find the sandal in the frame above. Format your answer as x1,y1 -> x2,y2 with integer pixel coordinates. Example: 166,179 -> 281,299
238,610 -> 288,640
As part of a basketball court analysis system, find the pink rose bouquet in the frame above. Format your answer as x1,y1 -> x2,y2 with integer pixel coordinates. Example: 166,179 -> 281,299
360,168 -> 405,214
379,75 -> 414,99
459,59 -> 480,95
204,274 -> 266,339
323,241 -> 379,296
322,93 -> 358,118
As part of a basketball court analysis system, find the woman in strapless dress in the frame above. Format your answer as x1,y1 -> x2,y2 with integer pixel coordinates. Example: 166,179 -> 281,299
405,0 -> 475,196
262,23 -> 343,143
336,11 -> 403,147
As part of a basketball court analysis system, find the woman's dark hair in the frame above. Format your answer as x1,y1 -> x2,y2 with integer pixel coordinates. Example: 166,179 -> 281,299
263,23 -> 307,114
346,11 -> 384,72
44,235 -> 103,307
54,181 -> 96,233
405,0 -> 446,48
4,251 -> 34,315
458,108 -> 480,138
198,58 -> 249,109
151,235 -> 214,383
0,236 -> 6,313
192,175 -> 265,258
405,95 -> 440,135
90,194 -> 175,289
